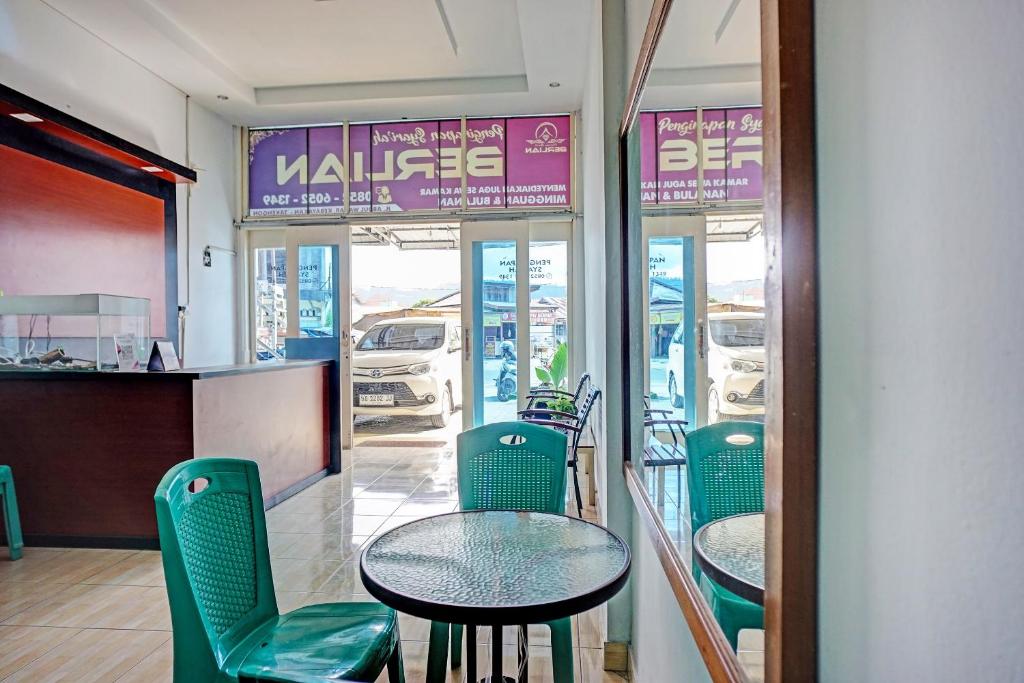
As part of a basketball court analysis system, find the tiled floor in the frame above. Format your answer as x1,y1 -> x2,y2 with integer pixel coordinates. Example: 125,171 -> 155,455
0,439 -> 626,682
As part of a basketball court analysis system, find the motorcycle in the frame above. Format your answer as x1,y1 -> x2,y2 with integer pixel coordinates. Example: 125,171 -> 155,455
495,341 -> 517,402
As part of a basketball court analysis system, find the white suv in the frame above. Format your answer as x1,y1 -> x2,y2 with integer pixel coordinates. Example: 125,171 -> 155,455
352,317 -> 462,428
665,312 -> 765,423
705,312 -> 765,423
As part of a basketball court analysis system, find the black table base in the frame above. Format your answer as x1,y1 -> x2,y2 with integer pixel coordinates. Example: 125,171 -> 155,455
465,624 -> 528,683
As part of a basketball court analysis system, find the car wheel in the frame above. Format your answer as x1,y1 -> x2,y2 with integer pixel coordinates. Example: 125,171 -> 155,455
668,373 -> 685,409
708,387 -> 721,424
429,387 -> 452,428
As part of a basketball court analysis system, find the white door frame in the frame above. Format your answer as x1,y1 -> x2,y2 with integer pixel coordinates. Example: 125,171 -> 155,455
641,215 -> 709,427
459,220 -> 573,428
284,225 -> 353,450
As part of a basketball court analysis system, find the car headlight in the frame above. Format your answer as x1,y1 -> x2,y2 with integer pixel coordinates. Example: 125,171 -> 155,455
731,360 -> 759,373
407,362 -> 433,375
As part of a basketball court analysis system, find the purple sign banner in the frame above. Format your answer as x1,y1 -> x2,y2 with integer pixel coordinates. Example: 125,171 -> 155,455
248,128 -> 308,216
248,115 -> 571,216
640,107 -> 763,205
506,116 -> 572,208
439,118 -> 507,209
371,121 -> 440,213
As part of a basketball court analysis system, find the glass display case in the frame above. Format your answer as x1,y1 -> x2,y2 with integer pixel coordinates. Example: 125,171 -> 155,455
0,294 -> 151,371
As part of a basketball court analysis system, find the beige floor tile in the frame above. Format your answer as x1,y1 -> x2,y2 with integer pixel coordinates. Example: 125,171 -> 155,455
393,499 -> 459,517
0,581 -> 75,621
116,637 -> 172,682
267,511 -> 345,534
81,551 -> 164,587
0,625 -> 82,678
397,612 -> 433,642
271,558 -> 345,593
4,628 -> 169,683
0,548 -> 137,584
345,497 -> 405,517
577,606 -> 605,648
580,647 -> 627,683
271,493 -> 348,517
317,561 -> 371,595
3,584 -> 170,631
272,532 -> 365,562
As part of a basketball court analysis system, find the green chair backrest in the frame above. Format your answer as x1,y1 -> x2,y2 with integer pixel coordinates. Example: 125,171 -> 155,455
684,421 -> 765,533
154,458 -> 278,682
457,421 -> 569,514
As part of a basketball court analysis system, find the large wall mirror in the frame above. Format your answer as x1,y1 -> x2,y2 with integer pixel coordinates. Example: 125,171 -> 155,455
620,0 -> 817,681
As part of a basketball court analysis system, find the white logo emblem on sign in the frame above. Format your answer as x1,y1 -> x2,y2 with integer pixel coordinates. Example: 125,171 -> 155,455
526,122 -> 566,150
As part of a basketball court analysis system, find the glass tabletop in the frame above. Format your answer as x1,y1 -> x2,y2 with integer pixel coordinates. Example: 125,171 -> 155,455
360,510 -> 630,624
694,512 -> 765,604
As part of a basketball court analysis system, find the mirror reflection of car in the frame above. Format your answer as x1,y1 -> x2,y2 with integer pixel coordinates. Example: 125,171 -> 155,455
665,312 -> 765,423
352,318 -> 462,428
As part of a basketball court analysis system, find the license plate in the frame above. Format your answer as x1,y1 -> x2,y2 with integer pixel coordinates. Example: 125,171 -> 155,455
360,394 -> 394,407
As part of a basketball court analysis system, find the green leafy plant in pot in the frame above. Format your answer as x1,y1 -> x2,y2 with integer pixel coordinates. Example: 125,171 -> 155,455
535,342 -> 569,390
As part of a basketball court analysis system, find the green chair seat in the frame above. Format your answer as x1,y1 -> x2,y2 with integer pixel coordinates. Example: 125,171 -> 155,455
685,421 -> 765,650
699,574 -> 764,650
234,603 -> 398,682
0,465 -> 24,561
155,458 -> 403,683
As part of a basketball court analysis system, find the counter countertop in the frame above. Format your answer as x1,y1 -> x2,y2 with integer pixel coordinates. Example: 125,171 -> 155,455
0,359 -> 332,380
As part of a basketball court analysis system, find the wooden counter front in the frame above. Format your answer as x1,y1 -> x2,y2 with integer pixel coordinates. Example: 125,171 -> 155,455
0,360 -> 336,548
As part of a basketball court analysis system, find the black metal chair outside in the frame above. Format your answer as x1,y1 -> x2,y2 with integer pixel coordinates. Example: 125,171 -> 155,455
519,389 -> 601,517
643,416 -> 689,508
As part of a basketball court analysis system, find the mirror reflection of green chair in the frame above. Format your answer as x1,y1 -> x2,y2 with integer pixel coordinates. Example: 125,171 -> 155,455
154,459 -> 404,683
426,421 -> 574,683
685,421 -> 765,649
0,465 -> 24,561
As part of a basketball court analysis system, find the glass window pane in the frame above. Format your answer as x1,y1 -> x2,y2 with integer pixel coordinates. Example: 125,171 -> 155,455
648,237 -> 687,421
479,241 -> 517,424
253,247 -> 286,360
529,241 -> 569,393
298,245 -> 336,338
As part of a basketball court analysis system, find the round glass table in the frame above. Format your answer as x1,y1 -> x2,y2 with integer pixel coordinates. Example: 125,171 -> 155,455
360,510 -> 631,682
693,512 -> 765,605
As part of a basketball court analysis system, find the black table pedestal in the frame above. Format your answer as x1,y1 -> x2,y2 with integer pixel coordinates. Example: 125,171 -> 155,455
464,623 -> 524,683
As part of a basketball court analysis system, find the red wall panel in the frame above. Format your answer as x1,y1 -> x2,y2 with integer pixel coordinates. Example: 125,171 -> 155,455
0,144 -> 167,336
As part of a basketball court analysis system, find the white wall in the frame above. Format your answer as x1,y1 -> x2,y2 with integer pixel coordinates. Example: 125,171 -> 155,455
0,0 -> 237,366
816,1 -> 1024,680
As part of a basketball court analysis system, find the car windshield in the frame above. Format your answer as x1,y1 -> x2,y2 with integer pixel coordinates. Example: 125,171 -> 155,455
710,317 -> 765,347
356,323 -> 445,351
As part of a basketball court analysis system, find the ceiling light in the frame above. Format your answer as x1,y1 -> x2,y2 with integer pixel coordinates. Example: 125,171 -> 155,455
10,113 -> 43,123
141,166 -> 163,173
217,94 -> 229,101
548,82 -> 561,88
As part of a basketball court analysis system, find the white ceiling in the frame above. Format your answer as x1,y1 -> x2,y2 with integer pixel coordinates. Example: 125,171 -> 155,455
641,0 -> 762,110
42,0 -> 592,126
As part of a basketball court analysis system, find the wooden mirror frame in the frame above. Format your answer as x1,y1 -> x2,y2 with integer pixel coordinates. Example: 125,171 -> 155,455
618,0 -> 818,680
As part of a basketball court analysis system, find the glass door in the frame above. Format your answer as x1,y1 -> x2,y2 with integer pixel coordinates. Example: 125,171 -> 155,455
284,225 -> 353,449
460,221 -> 573,427
642,216 -> 708,427
248,230 -> 287,362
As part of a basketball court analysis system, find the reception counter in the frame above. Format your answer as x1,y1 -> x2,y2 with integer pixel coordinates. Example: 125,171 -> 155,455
0,360 -> 338,548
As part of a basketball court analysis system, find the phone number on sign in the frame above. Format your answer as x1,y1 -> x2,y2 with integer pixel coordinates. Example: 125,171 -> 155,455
260,193 -> 338,206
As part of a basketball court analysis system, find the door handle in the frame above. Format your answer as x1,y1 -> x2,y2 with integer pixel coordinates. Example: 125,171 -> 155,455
464,329 -> 471,362
697,320 -> 705,360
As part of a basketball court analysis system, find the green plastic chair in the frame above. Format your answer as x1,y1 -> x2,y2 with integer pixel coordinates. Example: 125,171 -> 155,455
154,458 -> 404,683
0,466 -> 24,561
684,421 -> 765,650
426,422 -> 574,683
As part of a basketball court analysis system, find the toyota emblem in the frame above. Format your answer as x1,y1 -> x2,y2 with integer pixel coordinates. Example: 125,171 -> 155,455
370,369 -> 383,378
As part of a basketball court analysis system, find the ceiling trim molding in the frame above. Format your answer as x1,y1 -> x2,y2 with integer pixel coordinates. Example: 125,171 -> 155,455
255,75 -> 529,105
648,63 -> 761,88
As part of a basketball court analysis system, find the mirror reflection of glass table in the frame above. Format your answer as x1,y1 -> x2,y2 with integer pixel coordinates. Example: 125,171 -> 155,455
360,510 -> 631,682
694,512 -> 765,605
